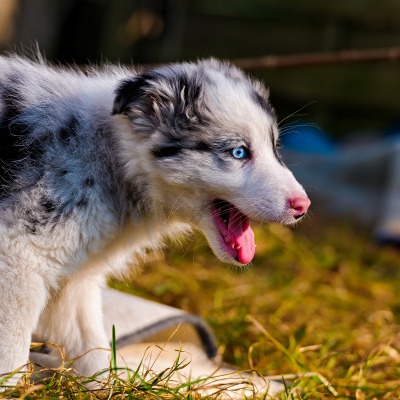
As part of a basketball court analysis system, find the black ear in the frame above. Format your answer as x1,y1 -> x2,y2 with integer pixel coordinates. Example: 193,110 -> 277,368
112,75 -> 150,116
112,68 -> 204,135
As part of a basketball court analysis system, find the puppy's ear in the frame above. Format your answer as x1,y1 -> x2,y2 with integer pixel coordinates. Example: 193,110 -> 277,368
112,68 -> 203,135
112,75 -> 150,116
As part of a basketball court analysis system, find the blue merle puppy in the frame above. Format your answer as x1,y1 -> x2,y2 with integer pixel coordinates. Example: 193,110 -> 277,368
0,54 -> 310,382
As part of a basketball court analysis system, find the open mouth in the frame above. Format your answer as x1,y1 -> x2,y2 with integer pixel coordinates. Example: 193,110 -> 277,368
211,199 -> 255,265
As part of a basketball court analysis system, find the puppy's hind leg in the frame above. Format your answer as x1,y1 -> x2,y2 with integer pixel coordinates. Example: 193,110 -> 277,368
0,266 -> 47,386
35,275 -> 111,381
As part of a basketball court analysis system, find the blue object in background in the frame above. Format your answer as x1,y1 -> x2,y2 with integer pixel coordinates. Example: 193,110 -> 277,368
383,119 -> 400,139
280,124 -> 336,154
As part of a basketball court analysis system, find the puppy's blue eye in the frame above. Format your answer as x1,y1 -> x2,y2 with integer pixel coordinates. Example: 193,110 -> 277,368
230,146 -> 249,159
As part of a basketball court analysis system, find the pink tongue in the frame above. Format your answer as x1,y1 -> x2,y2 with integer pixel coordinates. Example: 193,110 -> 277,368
225,207 -> 255,264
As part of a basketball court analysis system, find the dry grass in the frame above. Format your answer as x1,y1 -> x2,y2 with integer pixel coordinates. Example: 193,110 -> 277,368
113,217 -> 400,398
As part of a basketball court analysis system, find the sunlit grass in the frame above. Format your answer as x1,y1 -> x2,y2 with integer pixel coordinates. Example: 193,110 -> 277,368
113,217 -> 400,398
2,217 -> 400,398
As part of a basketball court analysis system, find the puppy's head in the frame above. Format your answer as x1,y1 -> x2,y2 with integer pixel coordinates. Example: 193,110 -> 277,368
112,59 -> 310,265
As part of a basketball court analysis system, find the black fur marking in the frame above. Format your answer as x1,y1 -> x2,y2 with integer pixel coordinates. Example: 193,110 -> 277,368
24,210 -> 41,235
59,117 -> 79,144
26,221 -> 38,234
192,141 -> 211,152
0,84 -> 31,197
175,76 -> 202,109
112,75 -> 151,115
76,197 -> 88,207
252,91 -> 273,115
0,85 -> 26,157
173,75 -> 206,131
152,144 -> 182,158
23,193 -> 61,234
0,79 -> 56,199
251,91 -> 282,164
273,143 -> 284,166
28,135 -> 47,160
84,177 -> 95,187
152,140 -> 212,158
40,197 -> 57,213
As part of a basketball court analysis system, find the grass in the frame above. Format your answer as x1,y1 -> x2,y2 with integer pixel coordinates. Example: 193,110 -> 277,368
2,216 -> 400,398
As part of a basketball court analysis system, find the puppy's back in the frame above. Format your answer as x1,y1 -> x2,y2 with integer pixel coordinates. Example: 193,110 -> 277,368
0,56 -> 124,201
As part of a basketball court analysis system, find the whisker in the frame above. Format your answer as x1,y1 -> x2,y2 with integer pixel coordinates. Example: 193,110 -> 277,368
166,194 -> 184,221
278,101 -> 317,127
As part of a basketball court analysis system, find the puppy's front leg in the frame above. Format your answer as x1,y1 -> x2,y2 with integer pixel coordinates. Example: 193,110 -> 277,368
35,276 -> 110,378
0,268 -> 47,385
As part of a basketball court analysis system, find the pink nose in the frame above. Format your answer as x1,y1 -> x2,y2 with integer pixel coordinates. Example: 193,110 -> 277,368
289,196 -> 311,219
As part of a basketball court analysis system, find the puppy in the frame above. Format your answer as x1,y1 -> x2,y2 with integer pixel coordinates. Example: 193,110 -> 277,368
0,55 -> 310,380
